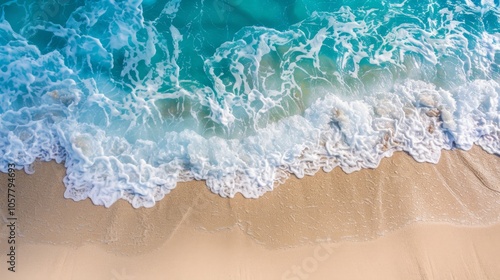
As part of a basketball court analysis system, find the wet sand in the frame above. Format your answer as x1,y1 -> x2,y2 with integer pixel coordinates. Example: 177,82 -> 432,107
1,146 -> 500,279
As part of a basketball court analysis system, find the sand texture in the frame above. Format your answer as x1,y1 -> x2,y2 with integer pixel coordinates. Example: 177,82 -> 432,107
1,146 -> 500,279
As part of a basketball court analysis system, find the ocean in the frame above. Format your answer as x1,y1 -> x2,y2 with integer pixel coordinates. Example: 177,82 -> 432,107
0,0 -> 499,207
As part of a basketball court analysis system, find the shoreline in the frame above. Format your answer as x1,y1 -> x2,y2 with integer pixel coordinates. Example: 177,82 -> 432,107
1,145 -> 500,279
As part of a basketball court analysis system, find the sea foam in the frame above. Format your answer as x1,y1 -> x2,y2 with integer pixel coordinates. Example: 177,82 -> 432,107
0,0 -> 499,207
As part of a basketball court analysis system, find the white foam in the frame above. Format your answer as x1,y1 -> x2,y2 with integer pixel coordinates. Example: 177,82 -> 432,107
1,1 -> 499,208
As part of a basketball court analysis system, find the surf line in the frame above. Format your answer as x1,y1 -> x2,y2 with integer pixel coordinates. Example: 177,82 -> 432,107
6,163 -> 17,273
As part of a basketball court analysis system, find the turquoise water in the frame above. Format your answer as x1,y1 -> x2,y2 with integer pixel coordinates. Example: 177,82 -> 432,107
0,0 -> 499,207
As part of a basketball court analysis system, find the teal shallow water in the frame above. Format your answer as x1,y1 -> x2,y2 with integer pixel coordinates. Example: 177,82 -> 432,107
0,0 -> 499,207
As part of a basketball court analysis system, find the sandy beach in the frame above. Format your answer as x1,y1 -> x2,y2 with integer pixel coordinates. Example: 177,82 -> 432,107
2,1 -> 499,279
1,145 -> 500,279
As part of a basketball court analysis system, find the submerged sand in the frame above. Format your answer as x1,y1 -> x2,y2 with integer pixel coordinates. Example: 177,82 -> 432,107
1,145 -> 500,279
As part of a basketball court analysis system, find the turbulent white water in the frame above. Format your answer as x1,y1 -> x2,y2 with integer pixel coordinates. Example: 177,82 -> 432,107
0,0 -> 499,207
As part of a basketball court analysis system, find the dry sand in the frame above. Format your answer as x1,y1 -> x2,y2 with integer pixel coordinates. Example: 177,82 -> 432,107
1,145 -> 500,279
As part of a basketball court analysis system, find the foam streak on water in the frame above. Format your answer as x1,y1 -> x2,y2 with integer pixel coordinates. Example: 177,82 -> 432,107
0,0 -> 499,207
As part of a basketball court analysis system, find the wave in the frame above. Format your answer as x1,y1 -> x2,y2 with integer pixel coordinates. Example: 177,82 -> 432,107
0,0 -> 499,207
